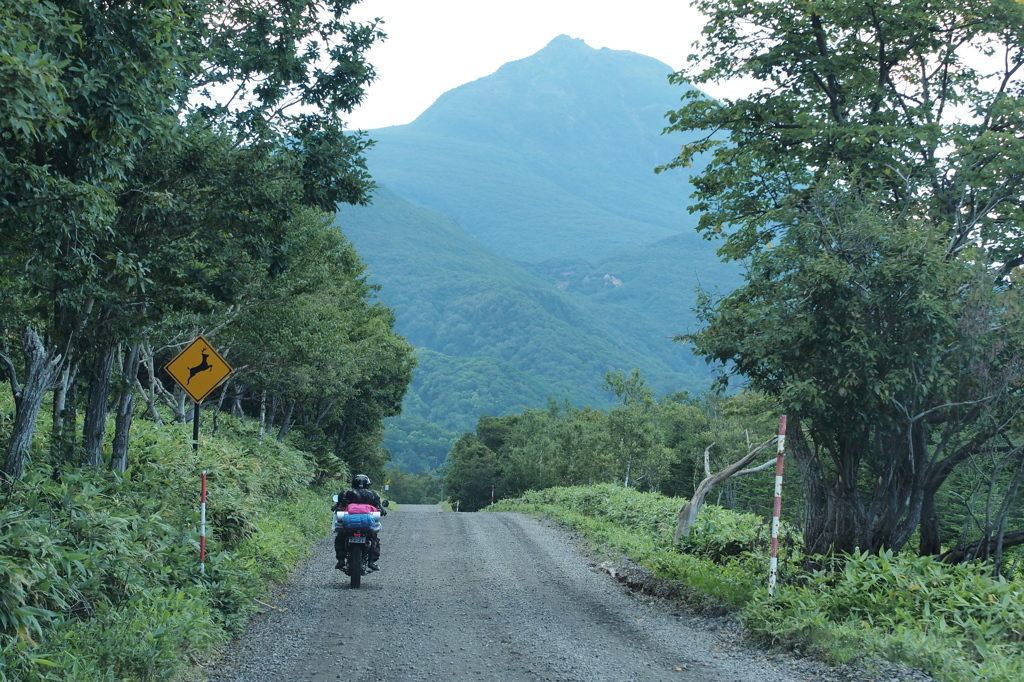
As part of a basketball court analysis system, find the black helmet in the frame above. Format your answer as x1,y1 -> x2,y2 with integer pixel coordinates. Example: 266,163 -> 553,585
352,474 -> 371,489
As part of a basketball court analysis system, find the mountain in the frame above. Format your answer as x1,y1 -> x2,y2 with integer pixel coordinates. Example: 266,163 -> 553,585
336,37 -> 737,471
363,35 -> 713,263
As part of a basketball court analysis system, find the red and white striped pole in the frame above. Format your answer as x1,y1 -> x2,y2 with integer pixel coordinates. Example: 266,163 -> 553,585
767,415 -> 787,599
200,470 -> 207,575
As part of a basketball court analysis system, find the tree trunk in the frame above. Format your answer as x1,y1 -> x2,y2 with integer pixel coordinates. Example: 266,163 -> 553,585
212,379 -> 231,436
940,529 -> 1024,564
172,388 -> 189,423
51,361 -> 72,434
111,343 -> 141,473
50,358 -> 80,462
3,329 -> 62,480
58,369 -> 79,459
83,341 -> 118,466
795,417 -> 936,557
788,420 -> 833,556
258,389 -> 267,444
277,401 -> 295,441
136,341 -> 165,425
918,491 -> 942,555
267,393 -> 278,431
231,383 -> 245,419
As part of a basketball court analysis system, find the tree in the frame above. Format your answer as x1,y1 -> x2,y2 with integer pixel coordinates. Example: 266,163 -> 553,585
604,369 -> 671,489
1,0 -> 385,477
663,0 -> 1024,558
682,191 -> 1024,558
555,403 -> 613,486
441,435 -> 497,511
674,436 -> 777,542
2,0 -> 196,476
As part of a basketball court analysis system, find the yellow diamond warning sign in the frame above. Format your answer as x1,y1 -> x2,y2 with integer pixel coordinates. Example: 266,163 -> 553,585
163,335 -> 233,403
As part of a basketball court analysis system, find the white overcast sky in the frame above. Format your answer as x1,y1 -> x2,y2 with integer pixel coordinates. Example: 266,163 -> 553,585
344,0 -> 714,130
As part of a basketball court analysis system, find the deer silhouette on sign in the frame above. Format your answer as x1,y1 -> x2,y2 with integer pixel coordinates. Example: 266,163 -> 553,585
187,348 -> 213,385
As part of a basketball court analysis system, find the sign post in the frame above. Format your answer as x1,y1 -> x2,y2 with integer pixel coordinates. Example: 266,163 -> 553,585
163,336 -> 233,575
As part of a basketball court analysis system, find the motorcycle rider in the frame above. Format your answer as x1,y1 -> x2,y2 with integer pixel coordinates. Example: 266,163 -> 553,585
332,474 -> 385,571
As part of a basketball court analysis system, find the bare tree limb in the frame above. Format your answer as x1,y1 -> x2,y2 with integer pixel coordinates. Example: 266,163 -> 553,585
675,436 -> 778,543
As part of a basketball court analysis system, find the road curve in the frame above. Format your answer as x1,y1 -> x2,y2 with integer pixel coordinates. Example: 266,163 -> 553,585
205,504 -> 807,682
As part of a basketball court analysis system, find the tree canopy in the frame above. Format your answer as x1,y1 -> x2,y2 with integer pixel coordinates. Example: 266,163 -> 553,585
1,0 -> 411,484
662,0 -> 1024,562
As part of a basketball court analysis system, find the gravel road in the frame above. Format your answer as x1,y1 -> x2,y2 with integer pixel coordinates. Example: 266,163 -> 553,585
203,505 -> 932,682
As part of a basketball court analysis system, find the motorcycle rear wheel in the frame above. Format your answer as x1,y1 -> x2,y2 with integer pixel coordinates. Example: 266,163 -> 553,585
348,543 -> 363,589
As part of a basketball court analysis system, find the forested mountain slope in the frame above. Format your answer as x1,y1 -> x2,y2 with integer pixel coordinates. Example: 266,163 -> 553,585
335,188 -> 716,470
339,37 -> 736,470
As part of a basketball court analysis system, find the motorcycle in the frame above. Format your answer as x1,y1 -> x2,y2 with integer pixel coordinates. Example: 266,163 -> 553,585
332,495 -> 388,588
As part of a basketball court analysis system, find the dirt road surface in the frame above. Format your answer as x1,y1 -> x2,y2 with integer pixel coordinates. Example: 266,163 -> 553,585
203,505 -> 917,682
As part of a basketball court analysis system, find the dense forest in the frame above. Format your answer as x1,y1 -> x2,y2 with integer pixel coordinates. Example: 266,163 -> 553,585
337,185 -> 737,471
0,0 -> 414,485
443,373 -> 780,511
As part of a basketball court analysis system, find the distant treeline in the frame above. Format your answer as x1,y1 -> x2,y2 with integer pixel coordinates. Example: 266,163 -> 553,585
442,370 -> 783,513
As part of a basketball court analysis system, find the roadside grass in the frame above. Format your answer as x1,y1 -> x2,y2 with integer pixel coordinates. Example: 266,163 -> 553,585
489,485 -> 1024,682
0,394 -> 340,682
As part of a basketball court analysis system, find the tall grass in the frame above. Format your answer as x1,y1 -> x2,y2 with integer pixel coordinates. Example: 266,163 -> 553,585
0,396 -> 341,682
491,485 -> 1024,682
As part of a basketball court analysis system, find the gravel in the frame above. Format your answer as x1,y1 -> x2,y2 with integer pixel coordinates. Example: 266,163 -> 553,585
201,505 -> 934,682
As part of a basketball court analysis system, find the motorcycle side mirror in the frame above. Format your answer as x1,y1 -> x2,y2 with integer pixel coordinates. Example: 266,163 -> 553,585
381,500 -> 390,507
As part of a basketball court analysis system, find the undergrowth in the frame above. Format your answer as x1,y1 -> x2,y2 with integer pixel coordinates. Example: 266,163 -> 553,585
490,484 -> 1024,682
0,396 -> 342,682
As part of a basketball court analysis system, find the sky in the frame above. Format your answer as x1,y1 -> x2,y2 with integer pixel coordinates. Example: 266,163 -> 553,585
343,0 -> 714,130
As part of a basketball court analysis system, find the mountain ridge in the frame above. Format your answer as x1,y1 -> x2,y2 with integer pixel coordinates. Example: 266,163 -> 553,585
363,35 -> 712,262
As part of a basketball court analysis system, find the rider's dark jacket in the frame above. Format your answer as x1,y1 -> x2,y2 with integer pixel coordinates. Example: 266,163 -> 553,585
333,487 -> 382,510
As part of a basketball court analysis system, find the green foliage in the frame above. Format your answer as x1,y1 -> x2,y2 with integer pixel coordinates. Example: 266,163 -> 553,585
746,550 -> 1024,681
0,406 -> 335,682
441,384 -> 790,529
661,0 -> 1024,558
1,0 -> 394,482
381,414 -> 460,473
217,207 -> 415,483
440,435 -> 496,512
604,369 -> 671,488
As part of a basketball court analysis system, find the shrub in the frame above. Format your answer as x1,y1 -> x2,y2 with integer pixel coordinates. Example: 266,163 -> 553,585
0,410 -> 337,682
744,549 -> 1024,681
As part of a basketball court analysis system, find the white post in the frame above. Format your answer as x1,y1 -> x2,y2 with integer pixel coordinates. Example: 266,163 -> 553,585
200,470 -> 207,575
767,416 -> 787,598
